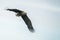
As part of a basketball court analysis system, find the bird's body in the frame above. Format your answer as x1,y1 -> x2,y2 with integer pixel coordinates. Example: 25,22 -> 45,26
7,9 -> 35,32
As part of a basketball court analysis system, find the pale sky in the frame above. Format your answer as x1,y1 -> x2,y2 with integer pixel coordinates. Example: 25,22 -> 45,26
0,0 -> 60,40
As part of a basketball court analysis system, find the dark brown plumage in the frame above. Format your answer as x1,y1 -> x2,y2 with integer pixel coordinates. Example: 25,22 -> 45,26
6,9 -> 35,32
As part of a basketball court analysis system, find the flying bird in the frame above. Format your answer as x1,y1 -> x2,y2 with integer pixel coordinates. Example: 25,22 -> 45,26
6,9 -> 35,32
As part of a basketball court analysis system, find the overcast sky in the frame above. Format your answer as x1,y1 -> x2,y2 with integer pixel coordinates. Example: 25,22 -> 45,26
0,0 -> 60,40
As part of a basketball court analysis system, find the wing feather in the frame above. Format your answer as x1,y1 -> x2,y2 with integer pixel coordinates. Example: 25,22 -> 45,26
21,15 -> 34,32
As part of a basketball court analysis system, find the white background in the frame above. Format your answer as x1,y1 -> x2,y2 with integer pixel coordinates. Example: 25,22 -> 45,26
0,0 -> 60,40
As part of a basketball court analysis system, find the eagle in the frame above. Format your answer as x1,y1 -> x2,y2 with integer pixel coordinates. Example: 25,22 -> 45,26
6,9 -> 35,32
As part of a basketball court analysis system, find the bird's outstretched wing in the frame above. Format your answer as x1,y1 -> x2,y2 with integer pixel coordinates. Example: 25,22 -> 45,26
6,9 -> 35,32
7,9 -> 22,13
21,14 -> 35,32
